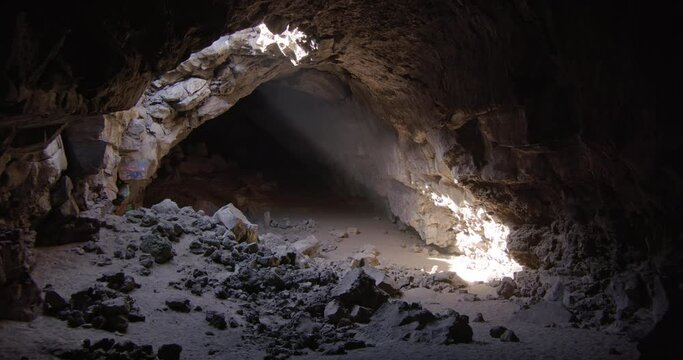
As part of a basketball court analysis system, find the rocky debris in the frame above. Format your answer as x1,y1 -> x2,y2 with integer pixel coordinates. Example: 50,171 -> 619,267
214,204 -> 258,243
157,343 -> 183,360
206,311 -> 227,330
97,272 -> 140,293
53,338 -> 156,359
490,326 -> 508,338
44,285 -> 142,333
500,329 -> 520,342
165,297 -> 191,313
292,235 -> 320,257
140,234 -> 174,264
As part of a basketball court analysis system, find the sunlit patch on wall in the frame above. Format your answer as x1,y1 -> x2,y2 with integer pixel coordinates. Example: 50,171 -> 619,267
428,192 -> 522,282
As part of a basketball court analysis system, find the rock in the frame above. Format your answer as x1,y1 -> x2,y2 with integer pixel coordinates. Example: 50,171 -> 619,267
139,234 -> 174,263
497,277 -> 517,299
97,272 -> 140,293
43,288 -> 69,315
332,269 -> 389,310
362,267 -> 401,297
292,235 -> 320,257
444,316 -> 473,344
500,329 -> 520,342
165,298 -> 191,312
346,227 -> 359,235
490,326 -> 507,338
329,229 -> 348,239
433,271 -> 468,288
157,343 -> 182,360
206,311 -> 227,330
350,305 -> 373,323
151,199 -> 180,214
473,312 -> 485,322
324,300 -> 347,323
213,204 -> 258,243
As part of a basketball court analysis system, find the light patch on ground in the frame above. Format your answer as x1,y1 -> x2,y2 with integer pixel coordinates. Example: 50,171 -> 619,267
429,192 -> 522,282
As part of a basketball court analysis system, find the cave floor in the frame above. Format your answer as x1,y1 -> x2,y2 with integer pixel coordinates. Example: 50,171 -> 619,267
0,195 -> 639,360
1,164 -> 639,359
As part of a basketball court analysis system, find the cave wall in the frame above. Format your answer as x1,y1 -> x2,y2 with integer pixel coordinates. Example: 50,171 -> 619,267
0,0 -> 679,335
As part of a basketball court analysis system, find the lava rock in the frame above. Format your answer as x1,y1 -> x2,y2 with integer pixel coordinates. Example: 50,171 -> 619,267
350,305 -> 373,323
165,298 -> 191,312
500,329 -> 520,342
140,234 -> 174,264
43,288 -> 69,315
324,300 -> 347,324
151,199 -> 180,214
157,343 -> 182,360
206,311 -> 227,330
332,268 -> 390,310
97,272 -> 140,293
473,312 -> 485,322
490,326 -> 508,338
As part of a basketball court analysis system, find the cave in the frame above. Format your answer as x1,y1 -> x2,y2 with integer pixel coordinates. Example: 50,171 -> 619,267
0,1 -> 680,359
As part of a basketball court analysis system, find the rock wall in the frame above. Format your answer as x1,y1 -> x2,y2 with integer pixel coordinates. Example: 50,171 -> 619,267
0,0 -> 679,339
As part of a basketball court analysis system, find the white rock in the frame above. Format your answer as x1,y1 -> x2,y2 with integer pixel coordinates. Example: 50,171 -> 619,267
213,203 -> 258,243
151,199 -> 180,214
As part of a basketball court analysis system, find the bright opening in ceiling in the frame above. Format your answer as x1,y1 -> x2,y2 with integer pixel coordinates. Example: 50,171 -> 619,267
255,23 -> 316,65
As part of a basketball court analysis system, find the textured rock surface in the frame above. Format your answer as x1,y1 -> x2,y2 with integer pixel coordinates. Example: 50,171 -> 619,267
0,1 -> 680,351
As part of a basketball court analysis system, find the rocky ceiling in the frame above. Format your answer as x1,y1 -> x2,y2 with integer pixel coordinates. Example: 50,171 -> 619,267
0,0 -> 680,347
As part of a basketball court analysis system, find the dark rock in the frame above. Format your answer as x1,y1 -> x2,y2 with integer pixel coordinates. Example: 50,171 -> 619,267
473,312 -> 485,322
332,269 -> 389,310
139,234 -> 173,263
490,326 -> 508,338
157,344 -> 182,360
500,329 -> 519,342
350,305 -> 373,324
43,288 -> 69,315
165,298 -> 191,312
97,272 -> 140,293
206,311 -> 227,330
324,300 -> 347,324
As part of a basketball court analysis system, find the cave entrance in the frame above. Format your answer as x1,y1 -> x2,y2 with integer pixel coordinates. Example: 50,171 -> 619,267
143,70 -> 445,271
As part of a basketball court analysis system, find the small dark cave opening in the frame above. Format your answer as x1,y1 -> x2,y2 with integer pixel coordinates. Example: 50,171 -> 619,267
144,72 -> 385,220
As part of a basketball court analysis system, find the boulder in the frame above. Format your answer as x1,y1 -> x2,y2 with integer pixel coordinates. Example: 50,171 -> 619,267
165,298 -> 191,313
332,269 -> 389,310
157,344 -> 182,360
500,329 -> 520,342
139,234 -> 174,264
